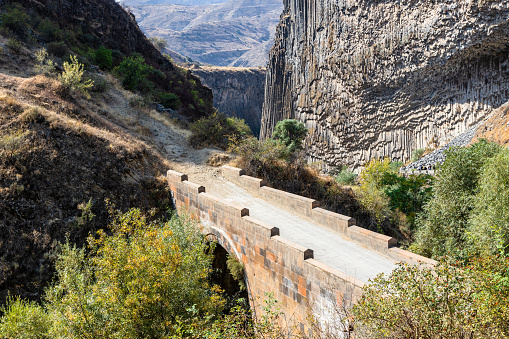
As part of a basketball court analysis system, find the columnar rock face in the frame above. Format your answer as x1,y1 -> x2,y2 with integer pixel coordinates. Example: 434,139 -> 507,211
261,0 -> 509,169
190,66 -> 266,136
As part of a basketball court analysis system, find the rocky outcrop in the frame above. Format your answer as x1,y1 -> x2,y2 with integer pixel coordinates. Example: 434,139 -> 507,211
189,66 -> 266,136
261,0 -> 509,169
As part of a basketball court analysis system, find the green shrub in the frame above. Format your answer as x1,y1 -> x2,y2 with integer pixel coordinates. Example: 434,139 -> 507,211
37,19 -> 62,42
468,148 -> 509,256
34,48 -> 56,75
0,4 -> 29,37
412,140 -> 502,259
190,111 -> 252,149
0,296 -> 52,339
149,36 -> 167,52
94,46 -> 113,70
113,54 -> 154,92
58,55 -> 93,98
89,76 -> 109,93
0,210 -> 226,338
158,91 -> 180,110
46,41 -> 67,58
272,119 -> 307,153
334,167 -> 357,185
6,38 -> 22,54
353,258 -> 509,338
411,148 -> 425,162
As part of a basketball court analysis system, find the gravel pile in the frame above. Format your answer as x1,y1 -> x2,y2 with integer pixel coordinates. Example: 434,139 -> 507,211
401,125 -> 480,172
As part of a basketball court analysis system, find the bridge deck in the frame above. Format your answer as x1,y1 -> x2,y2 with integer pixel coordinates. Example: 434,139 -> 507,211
205,176 -> 397,283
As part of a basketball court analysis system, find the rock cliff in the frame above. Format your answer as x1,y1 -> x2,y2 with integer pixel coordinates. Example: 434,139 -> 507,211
261,0 -> 509,169
189,66 -> 266,136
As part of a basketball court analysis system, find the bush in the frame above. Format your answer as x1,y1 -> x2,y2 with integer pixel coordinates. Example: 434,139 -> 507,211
0,296 -> 52,339
412,140 -> 502,259
6,38 -> 22,54
58,55 -> 94,98
37,19 -> 62,42
411,148 -> 425,162
158,91 -> 180,110
34,48 -> 56,75
272,119 -> 307,153
46,41 -> 67,58
334,167 -> 357,185
0,209 -> 226,338
468,148 -> 509,256
0,4 -> 29,37
113,54 -> 154,92
352,258 -> 509,338
94,46 -> 113,70
189,111 -> 252,149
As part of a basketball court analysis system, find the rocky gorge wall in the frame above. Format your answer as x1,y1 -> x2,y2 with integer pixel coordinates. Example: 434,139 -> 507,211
261,0 -> 509,169
189,66 -> 266,136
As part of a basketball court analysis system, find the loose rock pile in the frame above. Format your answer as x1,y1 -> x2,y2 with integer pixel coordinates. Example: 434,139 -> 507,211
401,125 -> 479,172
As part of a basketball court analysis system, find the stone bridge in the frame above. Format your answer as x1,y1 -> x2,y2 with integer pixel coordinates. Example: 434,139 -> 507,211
167,166 -> 434,334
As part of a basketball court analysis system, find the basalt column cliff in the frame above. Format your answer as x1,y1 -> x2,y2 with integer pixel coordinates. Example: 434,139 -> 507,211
261,0 -> 509,168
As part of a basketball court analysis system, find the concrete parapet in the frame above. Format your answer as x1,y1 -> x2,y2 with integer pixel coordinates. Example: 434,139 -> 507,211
219,165 -> 433,266
347,226 -> 397,254
260,186 -> 319,217
311,208 -> 355,234
272,235 -> 314,260
388,247 -> 437,266
243,216 -> 279,238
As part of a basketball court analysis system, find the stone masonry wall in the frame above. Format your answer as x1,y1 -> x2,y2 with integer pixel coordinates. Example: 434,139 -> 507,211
261,0 -> 509,170
167,170 -> 363,334
167,167 -> 434,332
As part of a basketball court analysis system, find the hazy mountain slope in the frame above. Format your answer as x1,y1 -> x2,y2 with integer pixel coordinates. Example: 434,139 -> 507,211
125,0 -> 283,66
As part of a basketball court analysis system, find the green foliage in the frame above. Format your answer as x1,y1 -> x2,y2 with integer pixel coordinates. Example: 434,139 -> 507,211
94,46 -> 113,70
113,54 -> 154,92
0,209 -> 226,338
37,19 -> 62,42
158,92 -> 180,110
46,41 -> 67,58
228,136 -> 290,171
468,148 -> 509,256
190,112 -> 253,149
58,55 -> 94,98
353,259 -> 509,338
334,167 -> 357,185
0,4 -> 29,37
149,36 -> 168,52
34,48 -> 56,75
411,148 -> 425,162
412,140 -> 502,259
6,38 -> 22,54
226,255 -> 246,291
0,295 -> 52,339
272,119 -> 307,153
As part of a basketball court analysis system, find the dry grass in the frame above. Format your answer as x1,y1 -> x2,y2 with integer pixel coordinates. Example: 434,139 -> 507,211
473,103 -> 509,146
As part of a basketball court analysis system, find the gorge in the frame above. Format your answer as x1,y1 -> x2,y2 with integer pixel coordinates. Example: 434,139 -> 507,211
261,0 -> 509,169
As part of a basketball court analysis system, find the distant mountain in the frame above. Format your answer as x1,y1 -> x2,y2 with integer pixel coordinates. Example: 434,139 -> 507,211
123,0 -> 283,67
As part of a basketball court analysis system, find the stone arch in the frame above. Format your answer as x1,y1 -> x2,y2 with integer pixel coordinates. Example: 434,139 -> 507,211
204,225 -> 255,314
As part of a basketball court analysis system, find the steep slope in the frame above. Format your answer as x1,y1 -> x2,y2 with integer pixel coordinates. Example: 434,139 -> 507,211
7,0 -> 214,119
188,66 -> 265,135
262,0 -> 509,169
125,0 -> 282,66
473,101 -> 509,147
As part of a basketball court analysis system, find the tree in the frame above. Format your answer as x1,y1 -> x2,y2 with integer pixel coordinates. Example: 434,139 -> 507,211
352,258 -> 509,338
94,46 -> 113,70
113,54 -> 154,92
272,119 -> 307,153
411,140 -> 501,259
149,36 -> 168,52
468,148 -> 509,256
0,210 -> 225,338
